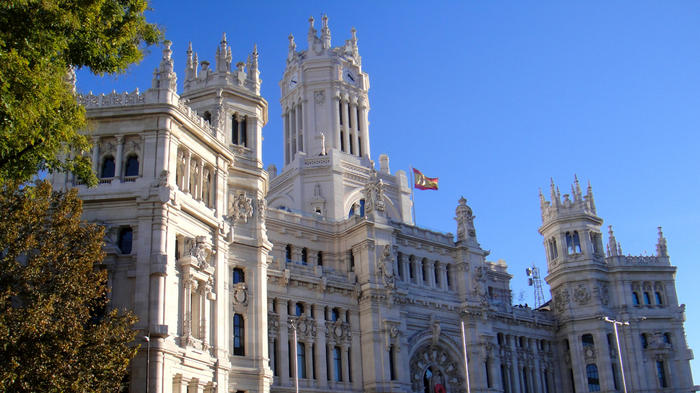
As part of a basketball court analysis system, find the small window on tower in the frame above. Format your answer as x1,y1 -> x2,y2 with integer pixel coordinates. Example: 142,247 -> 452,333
233,268 -> 245,284
203,111 -> 212,123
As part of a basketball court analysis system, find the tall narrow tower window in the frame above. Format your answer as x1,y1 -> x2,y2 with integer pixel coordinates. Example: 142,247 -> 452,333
317,251 -> 323,266
285,244 -> 292,262
297,342 -> 307,378
241,116 -> 247,147
232,115 -> 239,145
233,313 -> 245,356
656,361 -> 668,388
301,248 -> 308,265
340,131 -> 345,152
338,101 -> 343,125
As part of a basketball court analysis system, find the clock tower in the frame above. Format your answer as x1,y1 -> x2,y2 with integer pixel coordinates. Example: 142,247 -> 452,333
269,15 -> 413,223
280,14 -> 371,166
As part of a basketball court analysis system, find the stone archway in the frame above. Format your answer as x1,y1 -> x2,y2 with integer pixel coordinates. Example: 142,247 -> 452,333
410,344 -> 464,393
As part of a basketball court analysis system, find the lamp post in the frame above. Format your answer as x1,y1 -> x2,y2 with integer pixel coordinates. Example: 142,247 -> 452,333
143,335 -> 150,393
602,317 -> 629,393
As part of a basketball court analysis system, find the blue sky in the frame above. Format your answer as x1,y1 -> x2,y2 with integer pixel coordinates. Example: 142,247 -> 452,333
77,1 -> 700,380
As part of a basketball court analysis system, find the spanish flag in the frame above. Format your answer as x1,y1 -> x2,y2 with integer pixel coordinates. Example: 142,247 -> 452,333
413,168 -> 438,190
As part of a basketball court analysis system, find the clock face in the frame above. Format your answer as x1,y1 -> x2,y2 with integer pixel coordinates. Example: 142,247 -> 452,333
343,68 -> 356,85
288,73 -> 299,89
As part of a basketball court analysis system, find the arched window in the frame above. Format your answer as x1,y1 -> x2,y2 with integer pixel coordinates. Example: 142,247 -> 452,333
397,252 -> 404,280
643,292 -> 651,305
233,313 -> 245,355
101,155 -> 115,178
586,364 -> 600,392
233,268 -> 245,284
118,227 -> 133,254
124,154 -> 139,177
655,291 -> 663,305
348,199 -> 365,217
632,291 -> 640,305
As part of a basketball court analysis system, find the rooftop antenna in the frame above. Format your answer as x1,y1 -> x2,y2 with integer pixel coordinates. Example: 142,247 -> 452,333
526,264 -> 545,308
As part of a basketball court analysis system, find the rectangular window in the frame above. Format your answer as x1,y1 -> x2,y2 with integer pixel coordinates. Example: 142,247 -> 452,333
485,361 -> 492,388
611,364 -> 619,390
657,360 -> 668,388
632,291 -> 640,305
232,115 -> 239,145
233,313 -> 245,356
389,345 -> 396,380
643,292 -> 651,305
297,342 -> 306,379
333,347 -> 342,381
586,364 -> 600,391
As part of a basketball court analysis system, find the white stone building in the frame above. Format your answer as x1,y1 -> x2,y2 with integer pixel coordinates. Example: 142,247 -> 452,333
52,15 -> 693,393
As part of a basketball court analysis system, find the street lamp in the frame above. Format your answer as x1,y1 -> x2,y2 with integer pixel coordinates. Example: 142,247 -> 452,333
602,317 -> 629,393
142,336 -> 150,393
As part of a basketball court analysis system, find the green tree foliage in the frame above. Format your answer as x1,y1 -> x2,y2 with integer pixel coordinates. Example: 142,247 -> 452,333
0,181 -> 138,392
0,0 -> 161,185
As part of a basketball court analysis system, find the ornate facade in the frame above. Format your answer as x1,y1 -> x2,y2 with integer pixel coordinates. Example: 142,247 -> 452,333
52,16 -> 693,393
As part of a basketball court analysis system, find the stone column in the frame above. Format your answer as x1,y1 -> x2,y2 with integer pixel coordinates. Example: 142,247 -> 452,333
509,337 -> 521,393
297,102 -> 303,152
184,150 -> 191,193
331,94 -> 340,150
439,264 -> 448,290
291,108 -> 297,156
349,310 -> 362,389
531,340 -> 541,393
91,136 -> 100,174
305,341 -> 313,381
342,97 -> 350,153
182,277 -> 192,339
350,100 -> 359,156
115,135 -> 124,179
327,344 -> 335,383
360,104 -> 370,158
341,345 -> 350,384
315,305 -> 328,387
595,331 -> 614,391
197,161 -> 204,201
277,299 -> 290,386
283,112 -> 290,164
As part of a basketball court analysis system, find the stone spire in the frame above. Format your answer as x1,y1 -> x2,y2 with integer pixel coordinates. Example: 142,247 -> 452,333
185,42 -> 196,83
540,176 -> 598,224
307,16 -> 317,46
607,225 -> 620,257
215,32 -> 232,73
321,14 -> 331,49
245,44 -> 260,94
656,226 -> 668,257
585,180 -> 596,214
152,40 -> 177,92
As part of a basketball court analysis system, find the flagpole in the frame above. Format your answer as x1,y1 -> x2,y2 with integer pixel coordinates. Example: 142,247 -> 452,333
461,321 -> 471,393
293,322 -> 299,393
410,166 -> 416,226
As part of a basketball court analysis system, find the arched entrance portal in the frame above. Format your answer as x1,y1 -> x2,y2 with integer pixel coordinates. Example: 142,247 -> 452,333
410,344 -> 464,393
